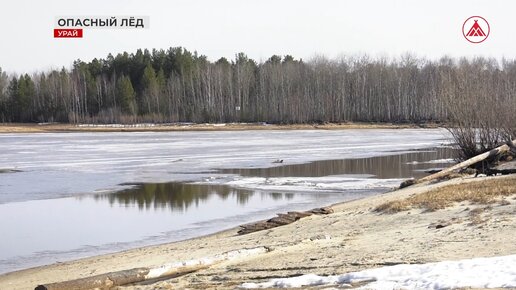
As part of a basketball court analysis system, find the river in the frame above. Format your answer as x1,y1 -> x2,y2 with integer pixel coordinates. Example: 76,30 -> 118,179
0,129 -> 454,273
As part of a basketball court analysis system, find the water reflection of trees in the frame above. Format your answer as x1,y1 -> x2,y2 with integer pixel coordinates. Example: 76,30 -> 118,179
94,148 -> 455,212
222,147 -> 456,179
94,183 -> 293,212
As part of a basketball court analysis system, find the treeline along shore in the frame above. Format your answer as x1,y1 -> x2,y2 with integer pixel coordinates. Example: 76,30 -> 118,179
0,48 -> 514,125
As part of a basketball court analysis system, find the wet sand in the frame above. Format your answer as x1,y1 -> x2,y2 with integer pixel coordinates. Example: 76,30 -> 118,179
1,174 -> 514,290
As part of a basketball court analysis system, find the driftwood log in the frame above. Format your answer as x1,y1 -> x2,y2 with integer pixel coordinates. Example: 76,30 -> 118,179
401,139 -> 516,188
491,160 -> 516,175
35,268 -> 154,290
238,207 -> 334,235
35,247 -> 268,290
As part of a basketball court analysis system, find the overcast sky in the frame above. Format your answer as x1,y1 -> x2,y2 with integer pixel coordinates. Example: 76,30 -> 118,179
0,0 -> 514,73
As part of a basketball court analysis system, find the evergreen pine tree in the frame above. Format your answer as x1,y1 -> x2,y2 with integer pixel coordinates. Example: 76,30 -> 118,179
116,75 -> 136,115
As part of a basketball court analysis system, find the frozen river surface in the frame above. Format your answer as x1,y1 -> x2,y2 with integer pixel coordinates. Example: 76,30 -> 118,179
0,129 -> 451,273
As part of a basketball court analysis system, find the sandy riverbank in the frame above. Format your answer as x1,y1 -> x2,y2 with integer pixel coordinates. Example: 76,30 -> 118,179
0,122 -> 439,133
0,174 -> 514,289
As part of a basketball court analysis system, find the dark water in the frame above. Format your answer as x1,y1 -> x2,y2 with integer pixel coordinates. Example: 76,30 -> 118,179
221,147 -> 455,179
96,147 -> 455,212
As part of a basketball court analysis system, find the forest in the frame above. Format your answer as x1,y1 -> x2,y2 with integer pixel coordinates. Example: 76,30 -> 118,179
0,48 -> 514,133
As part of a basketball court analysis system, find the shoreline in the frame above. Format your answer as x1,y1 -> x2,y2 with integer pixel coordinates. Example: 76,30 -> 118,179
1,174 -> 514,289
0,122 -> 441,133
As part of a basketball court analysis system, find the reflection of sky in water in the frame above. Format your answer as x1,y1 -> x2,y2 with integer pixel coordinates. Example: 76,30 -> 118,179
0,190 -> 298,259
0,188 -> 356,274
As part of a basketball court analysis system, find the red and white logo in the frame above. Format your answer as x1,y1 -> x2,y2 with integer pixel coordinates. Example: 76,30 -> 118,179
462,16 -> 489,43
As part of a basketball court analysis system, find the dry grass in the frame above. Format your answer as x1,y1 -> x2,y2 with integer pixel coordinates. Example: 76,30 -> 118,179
375,176 -> 516,213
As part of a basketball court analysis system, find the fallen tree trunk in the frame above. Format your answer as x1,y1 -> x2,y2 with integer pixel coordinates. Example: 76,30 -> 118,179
401,140 -> 516,188
238,207 -> 334,235
35,268 -> 151,290
35,247 -> 268,290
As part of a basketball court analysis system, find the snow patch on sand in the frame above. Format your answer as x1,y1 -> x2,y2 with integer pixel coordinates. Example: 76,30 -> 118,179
241,255 -> 516,289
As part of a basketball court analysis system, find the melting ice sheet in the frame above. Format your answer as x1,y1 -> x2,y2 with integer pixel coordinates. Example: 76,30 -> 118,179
0,129 -> 452,273
0,129 -> 450,203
